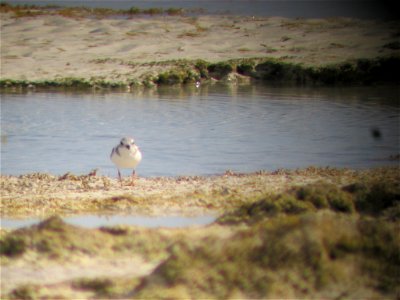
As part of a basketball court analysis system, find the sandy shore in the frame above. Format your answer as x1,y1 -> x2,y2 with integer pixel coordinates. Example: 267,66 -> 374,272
1,167 -> 394,219
1,11 -> 399,85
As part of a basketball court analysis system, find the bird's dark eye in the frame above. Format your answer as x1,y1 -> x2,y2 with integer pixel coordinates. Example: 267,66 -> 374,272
120,141 -> 124,146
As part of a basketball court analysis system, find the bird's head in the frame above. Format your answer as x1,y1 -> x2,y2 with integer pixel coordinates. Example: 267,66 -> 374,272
120,137 -> 136,150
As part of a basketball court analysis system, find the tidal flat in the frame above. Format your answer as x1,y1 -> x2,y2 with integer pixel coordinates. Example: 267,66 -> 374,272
1,167 -> 399,299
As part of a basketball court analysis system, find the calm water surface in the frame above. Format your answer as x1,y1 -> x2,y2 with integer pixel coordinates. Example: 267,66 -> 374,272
1,85 -> 399,177
0,214 -> 216,229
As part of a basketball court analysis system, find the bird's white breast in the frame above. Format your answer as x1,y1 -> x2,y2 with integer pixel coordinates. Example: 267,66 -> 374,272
111,146 -> 142,169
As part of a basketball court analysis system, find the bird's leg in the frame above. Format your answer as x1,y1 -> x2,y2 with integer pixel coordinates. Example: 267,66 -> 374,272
118,169 -> 123,186
131,170 -> 136,186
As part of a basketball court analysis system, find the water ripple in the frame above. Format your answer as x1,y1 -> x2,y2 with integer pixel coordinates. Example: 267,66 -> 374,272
1,85 -> 399,176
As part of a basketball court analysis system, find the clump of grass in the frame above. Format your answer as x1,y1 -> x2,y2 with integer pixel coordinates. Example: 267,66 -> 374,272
134,229 -> 273,298
0,235 -> 27,257
166,7 -> 184,16
1,56 -> 399,90
237,61 -> 256,76
0,2 -> 46,17
72,278 -> 114,297
344,180 -> 400,217
156,70 -> 184,85
218,181 -> 355,225
217,194 -> 313,224
142,7 -> 163,15
357,219 -> 400,293
4,216 -> 110,259
134,213 -> 399,298
236,56 -> 400,85
156,68 -> 199,85
295,181 -> 355,213
0,77 -> 128,90
207,62 -> 234,79
126,6 -> 185,16
1,215 -> 174,262
254,59 -> 308,83
194,59 -> 210,79
10,284 -> 39,300
0,2 -> 187,19
312,56 -> 400,85
126,7 -> 140,14
57,7 -> 117,18
219,173 -> 399,225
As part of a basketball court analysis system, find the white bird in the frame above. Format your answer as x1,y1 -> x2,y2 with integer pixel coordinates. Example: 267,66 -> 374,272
110,137 -> 142,184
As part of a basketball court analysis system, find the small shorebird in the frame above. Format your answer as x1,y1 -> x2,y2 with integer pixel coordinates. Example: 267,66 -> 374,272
110,137 -> 142,184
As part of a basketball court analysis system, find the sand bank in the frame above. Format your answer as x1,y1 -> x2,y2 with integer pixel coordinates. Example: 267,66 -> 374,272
1,10 -> 399,87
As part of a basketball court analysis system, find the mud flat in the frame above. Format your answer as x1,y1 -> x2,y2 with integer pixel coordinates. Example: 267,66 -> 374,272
1,167 -> 399,299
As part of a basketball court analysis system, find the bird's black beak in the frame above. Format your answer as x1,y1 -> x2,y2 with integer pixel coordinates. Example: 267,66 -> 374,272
126,145 -> 131,150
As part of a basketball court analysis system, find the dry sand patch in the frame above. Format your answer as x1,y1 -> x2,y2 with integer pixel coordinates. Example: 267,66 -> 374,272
1,13 -> 398,83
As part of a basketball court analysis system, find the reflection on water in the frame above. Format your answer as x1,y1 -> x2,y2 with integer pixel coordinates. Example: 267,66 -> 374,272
1,84 -> 399,177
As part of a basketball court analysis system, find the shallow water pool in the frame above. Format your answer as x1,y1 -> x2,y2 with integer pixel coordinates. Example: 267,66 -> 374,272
1,85 -> 399,177
0,214 -> 217,229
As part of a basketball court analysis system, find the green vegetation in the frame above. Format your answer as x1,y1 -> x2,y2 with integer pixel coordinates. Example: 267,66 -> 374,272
10,284 -> 39,300
156,69 -> 199,85
134,213 -> 399,298
237,61 -> 256,76
207,62 -> 234,79
0,77 -> 126,91
0,215 -> 173,262
72,278 -> 114,297
1,56 -> 398,91
218,178 -> 399,225
0,2 -> 188,18
0,235 -> 27,257
348,181 -> 400,217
